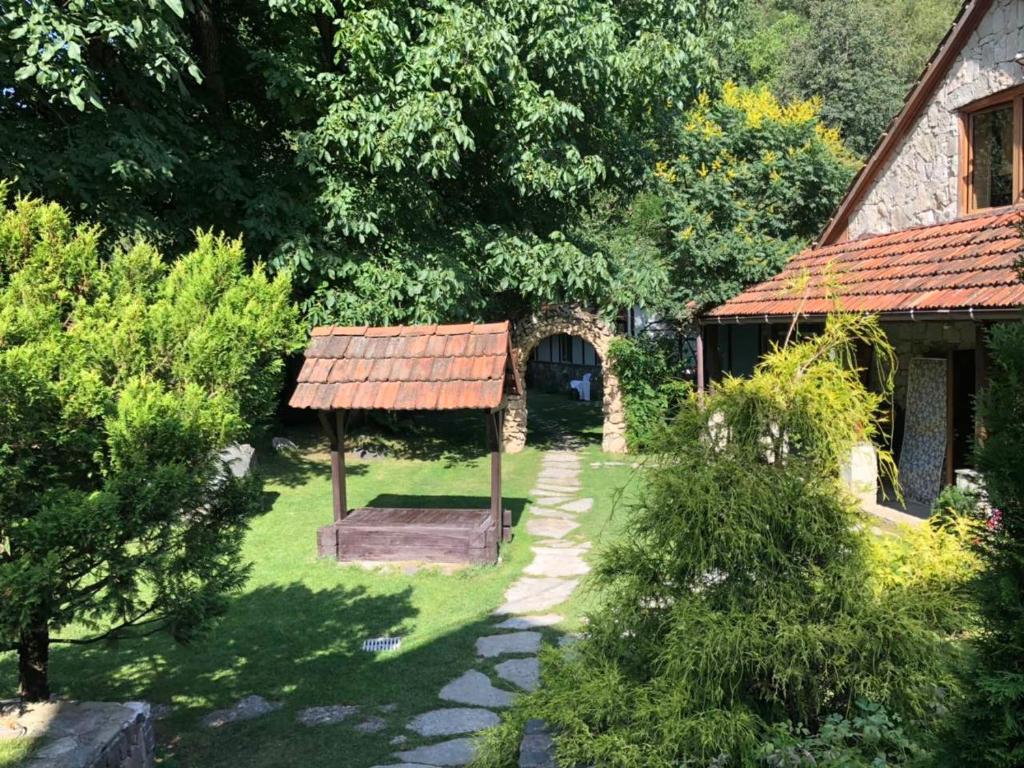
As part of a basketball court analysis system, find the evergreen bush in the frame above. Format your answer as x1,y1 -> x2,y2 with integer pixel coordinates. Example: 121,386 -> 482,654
474,315 -> 977,767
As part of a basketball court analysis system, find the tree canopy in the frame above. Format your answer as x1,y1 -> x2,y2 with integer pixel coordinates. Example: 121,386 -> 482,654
0,188 -> 301,700
1,0 -> 739,324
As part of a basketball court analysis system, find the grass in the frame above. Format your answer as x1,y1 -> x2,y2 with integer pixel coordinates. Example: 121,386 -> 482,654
0,391 -> 639,768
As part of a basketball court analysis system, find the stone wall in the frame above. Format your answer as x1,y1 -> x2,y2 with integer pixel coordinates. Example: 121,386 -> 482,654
4,700 -> 155,768
847,0 -> 1024,239
504,305 -> 627,454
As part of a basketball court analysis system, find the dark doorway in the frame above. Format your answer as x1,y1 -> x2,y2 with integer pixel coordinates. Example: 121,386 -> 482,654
951,348 -> 977,471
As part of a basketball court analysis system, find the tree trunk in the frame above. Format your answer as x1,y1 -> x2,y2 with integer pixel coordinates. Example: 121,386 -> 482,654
191,0 -> 228,116
18,623 -> 50,702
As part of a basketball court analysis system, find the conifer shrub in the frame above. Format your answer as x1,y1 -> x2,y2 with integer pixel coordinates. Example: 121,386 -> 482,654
952,320 -> 1024,766
474,315 -> 977,767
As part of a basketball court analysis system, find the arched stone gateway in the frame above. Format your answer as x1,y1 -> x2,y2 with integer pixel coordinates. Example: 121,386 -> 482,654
504,305 -> 627,454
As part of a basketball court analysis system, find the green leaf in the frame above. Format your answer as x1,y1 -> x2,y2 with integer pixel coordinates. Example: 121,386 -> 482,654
164,0 -> 185,18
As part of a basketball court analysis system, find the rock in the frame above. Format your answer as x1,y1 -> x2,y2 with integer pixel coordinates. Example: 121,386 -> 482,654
439,671 -> 514,708
534,497 -> 572,508
407,708 -> 500,737
559,498 -> 593,514
496,658 -> 540,692
529,506 -> 577,521
397,737 -> 477,766
494,614 -> 562,630
201,695 -> 282,728
272,437 -> 299,453
389,734 -> 408,746
537,467 -> 580,480
497,577 -> 580,614
518,719 -> 557,768
558,634 -> 583,648
476,631 -> 542,657
296,704 -> 358,727
371,764 -> 434,768
379,703 -> 398,713
526,517 -> 578,539
150,703 -> 175,721
355,716 -> 388,733
218,443 -> 256,478
524,549 -> 590,578
532,485 -> 581,496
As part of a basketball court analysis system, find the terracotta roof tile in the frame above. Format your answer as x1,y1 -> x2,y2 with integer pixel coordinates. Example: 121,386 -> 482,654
707,209 -> 1024,320
289,321 -> 518,411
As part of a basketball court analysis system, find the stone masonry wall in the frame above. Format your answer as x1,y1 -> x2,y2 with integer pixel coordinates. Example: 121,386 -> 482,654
848,0 -> 1024,239
505,305 -> 627,454
4,700 -> 155,768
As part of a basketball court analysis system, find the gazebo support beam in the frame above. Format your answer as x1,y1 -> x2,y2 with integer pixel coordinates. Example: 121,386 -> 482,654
318,409 -> 348,522
486,409 -> 507,541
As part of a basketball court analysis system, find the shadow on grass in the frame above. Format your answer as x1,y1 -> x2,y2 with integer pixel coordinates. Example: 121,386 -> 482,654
366,494 -> 531,528
4,583 -> 548,768
525,390 -> 603,450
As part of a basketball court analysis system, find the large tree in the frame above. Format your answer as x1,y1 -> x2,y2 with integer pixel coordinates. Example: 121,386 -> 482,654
727,0 -> 961,156
0,189 -> 301,700
1,0 -> 738,324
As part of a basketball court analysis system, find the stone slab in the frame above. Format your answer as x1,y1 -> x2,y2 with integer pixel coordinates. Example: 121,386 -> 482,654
439,670 -> 513,708
407,708 -> 499,737
537,469 -> 580,481
495,657 -> 540,692
526,517 -> 578,539
476,631 -> 542,657
494,614 -> 562,630
532,485 -> 581,495
529,506 -> 577,521
396,737 -> 477,766
356,716 -> 388,733
296,704 -> 359,727
534,496 -> 572,507
201,695 -> 282,728
559,498 -> 593,513
497,577 -> 579,614
524,550 -> 590,578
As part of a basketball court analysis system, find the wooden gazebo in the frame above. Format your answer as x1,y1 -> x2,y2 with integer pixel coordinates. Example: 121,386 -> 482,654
289,322 -> 522,564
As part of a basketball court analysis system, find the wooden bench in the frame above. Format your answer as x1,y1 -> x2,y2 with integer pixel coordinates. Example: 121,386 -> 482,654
317,507 -> 499,564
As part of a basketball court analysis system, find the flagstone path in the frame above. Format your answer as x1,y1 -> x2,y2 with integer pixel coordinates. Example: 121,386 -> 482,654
372,448 -> 593,768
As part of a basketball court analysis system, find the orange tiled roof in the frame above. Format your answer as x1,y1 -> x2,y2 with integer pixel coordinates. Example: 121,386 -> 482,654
289,322 -> 521,411
707,209 -> 1024,320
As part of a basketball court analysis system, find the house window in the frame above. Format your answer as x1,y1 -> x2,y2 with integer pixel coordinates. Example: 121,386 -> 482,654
962,89 -> 1024,213
970,104 -> 1014,209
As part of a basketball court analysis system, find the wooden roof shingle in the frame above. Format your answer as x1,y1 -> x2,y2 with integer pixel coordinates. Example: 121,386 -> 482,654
289,321 -> 521,411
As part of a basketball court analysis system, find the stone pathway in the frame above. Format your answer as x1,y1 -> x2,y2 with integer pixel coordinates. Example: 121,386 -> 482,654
373,448 -> 593,767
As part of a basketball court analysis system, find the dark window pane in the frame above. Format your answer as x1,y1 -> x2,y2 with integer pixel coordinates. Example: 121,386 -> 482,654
972,105 -> 1014,209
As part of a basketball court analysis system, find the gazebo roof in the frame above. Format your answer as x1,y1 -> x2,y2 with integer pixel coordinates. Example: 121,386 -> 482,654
290,321 -> 521,411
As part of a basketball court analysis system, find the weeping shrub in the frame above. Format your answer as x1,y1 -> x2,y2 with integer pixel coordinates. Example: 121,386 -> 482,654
474,314 -> 977,768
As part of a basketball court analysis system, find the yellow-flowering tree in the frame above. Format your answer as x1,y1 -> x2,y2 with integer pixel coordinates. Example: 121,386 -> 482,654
648,83 -> 859,314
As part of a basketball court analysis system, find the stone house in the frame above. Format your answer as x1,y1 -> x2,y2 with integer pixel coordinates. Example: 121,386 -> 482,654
700,0 -> 1024,506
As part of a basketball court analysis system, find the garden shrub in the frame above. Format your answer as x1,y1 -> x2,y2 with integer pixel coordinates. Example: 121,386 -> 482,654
0,188 -> 302,699
474,315 -> 977,768
607,336 -> 690,451
951,321 -> 1024,766
929,484 -> 984,536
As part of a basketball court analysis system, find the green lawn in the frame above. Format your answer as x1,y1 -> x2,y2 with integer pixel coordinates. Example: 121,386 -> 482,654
0,391 -> 638,768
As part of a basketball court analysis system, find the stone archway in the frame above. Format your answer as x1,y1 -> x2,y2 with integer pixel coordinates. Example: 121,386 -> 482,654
504,305 -> 627,454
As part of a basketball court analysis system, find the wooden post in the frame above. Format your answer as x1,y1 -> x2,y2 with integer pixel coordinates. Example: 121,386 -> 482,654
946,352 -> 955,487
318,409 -> 347,522
486,410 -> 504,541
696,328 -> 705,399
975,323 -> 989,445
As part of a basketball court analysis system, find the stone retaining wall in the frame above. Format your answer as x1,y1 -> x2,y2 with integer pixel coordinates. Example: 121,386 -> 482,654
3,700 -> 154,768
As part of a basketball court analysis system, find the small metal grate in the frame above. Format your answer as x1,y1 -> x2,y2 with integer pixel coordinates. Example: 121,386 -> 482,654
362,636 -> 402,652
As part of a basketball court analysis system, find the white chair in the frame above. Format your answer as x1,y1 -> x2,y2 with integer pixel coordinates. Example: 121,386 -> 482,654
570,372 -> 592,401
